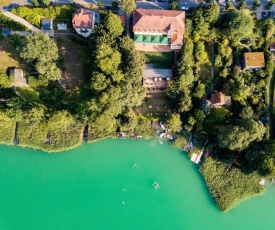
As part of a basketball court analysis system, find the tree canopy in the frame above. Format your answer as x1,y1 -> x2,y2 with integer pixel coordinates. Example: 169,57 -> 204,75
121,0 -> 136,14
18,33 -> 61,80
220,10 -> 254,44
103,11 -> 124,38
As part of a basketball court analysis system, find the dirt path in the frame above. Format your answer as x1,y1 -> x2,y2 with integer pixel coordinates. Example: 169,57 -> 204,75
55,35 -> 84,91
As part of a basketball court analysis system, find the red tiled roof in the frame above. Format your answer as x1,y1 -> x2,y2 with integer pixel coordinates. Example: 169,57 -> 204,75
118,14 -> 126,25
72,9 -> 93,29
211,92 -> 225,104
133,9 -> 185,34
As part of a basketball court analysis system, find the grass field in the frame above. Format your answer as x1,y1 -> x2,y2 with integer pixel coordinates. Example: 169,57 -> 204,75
142,51 -> 174,69
0,38 -> 22,72
135,93 -> 173,121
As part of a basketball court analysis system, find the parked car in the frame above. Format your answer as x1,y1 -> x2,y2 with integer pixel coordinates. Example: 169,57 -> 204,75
262,12 -> 267,20
267,11 -> 272,18
181,6 -> 189,11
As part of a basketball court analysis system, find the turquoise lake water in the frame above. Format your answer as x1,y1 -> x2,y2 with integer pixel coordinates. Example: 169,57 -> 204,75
0,139 -> 275,230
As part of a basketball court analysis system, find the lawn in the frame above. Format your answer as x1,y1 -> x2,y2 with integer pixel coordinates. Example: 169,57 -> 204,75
142,51 -> 174,69
17,88 -> 40,101
55,35 -> 86,92
0,37 -> 25,73
135,93 -> 174,121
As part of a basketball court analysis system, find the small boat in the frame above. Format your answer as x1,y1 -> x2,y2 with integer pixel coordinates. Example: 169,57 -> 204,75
160,124 -> 166,130
167,135 -> 173,140
152,182 -> 159,189
158,140 -> 163,144
159,133 -> 166,138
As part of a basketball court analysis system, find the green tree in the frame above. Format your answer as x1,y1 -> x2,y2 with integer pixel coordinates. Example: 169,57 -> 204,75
194,108 -> 206,121
103,11 -> 124,38
253,0 -> 261,8
218,125 -> 250,151
0,72 -> 12,88
97,2 -> 104,8
26,107 -> 44,123
193,82 -> 205,99
259,157 -> 275,178
195,41 -> 207,64
111,1 -> 119,10
237,118 -> 265,143
240,106 -> 253,118
204,2 -> 220,24
221,10 -> 254,44
178,66 -> 194,88
166,113 -> 182,133
42,0 -> 50,6
232,86 -> 250,101
182,38 -> 194,66
121,0 -> 136,14
17,33 -> 61,80
18,33 -> 59,62
32,0 -> 39,7
214,55 -> 223,68
96,44 -> 122,77
173,136 -> 187,149
171,2 -> 179,10
178,89 -> 192,112
239,1 -> 246,10
36,62 -> 61,81
91,72 -> 110,92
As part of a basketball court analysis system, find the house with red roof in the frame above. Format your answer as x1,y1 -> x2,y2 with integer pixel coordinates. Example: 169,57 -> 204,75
132,9 -> 185,50
72,9 -> 95,38
211,92 -> 231,107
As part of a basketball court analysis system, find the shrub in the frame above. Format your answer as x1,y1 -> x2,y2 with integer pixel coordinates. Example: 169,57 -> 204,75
200,157 -> 264,212
11,5 -> 75,27
172,136 -> 187,150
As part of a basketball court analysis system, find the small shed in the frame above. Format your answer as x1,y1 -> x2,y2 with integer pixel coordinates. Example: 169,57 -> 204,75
9,68 -> 27,86
10,68 -> 23,81
0,27 -> 10,36
41,18 -> 53,30
57,23 -> 67,31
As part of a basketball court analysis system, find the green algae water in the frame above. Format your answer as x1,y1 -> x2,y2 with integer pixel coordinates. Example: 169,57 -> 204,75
1,139 -> 275,230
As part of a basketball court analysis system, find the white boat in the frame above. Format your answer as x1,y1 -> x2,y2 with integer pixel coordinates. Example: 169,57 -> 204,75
167,135 -> 173,140
152,182 -> 159,189
158,140 -> 163,144
159,133 -> 166,138
160,124 -> 166,130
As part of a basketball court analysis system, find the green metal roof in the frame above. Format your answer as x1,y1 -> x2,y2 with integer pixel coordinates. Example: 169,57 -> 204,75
134,34 -> 143,43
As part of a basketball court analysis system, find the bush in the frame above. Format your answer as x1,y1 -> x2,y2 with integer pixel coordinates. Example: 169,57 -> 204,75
200,157 -> 264,212
172,136 -> 187,150
11,5 -> 76,27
